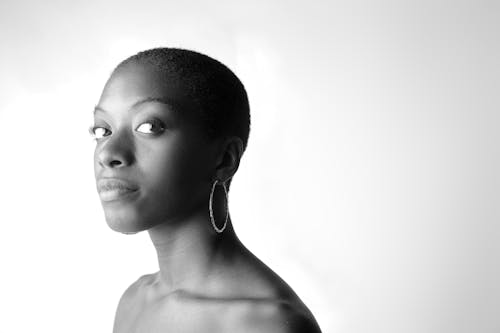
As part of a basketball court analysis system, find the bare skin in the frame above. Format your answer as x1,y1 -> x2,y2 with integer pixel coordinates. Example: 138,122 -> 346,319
93,60 -> 321,333
114,216 -> 320,333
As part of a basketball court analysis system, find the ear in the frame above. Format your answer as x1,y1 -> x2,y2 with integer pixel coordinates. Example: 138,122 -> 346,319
213,136 -> 244,184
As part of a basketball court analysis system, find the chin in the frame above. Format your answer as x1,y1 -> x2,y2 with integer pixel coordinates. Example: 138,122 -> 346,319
103,208 -> 154,234
105,216 -> 146,234
100,198 -> 194,234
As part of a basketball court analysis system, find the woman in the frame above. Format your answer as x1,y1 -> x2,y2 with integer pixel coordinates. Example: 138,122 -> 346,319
90,47 -> 322,333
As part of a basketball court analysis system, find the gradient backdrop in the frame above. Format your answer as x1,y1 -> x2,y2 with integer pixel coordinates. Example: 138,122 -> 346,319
0,1 -> 499,332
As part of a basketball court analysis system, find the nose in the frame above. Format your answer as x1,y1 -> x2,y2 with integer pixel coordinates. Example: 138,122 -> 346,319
97,132 -> 134,168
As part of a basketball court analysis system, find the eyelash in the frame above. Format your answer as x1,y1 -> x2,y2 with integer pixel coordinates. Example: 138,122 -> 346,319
136,118 -> 166,135
88,125 -> 111,141
88,119 -> 166,140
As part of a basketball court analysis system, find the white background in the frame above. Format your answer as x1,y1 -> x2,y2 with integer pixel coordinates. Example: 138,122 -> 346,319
0,1 -> 499,332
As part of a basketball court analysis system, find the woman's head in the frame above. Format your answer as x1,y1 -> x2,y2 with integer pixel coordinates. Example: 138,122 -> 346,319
92,47 -> 250,233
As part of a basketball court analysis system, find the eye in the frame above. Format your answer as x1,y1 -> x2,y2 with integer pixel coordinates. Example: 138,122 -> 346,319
88,125 -> 111,140
135,119 -> 166,135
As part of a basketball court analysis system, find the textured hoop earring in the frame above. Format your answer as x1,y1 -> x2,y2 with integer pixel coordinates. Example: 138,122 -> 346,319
209,179 -> 228,233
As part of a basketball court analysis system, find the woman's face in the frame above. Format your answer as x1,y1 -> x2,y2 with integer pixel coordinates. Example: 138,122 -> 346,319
92,62 -> 217,233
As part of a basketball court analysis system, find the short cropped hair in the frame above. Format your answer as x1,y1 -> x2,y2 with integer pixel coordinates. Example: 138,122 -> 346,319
114,47 -> 251,153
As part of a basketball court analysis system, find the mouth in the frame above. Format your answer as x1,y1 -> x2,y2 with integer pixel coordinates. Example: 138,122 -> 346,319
97,178 -> 139,202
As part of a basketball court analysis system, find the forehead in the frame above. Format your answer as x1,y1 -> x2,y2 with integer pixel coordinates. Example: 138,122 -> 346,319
98,62 -> 195,115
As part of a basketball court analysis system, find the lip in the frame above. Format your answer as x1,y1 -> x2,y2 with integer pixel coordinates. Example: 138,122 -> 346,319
97,178 -> 139,202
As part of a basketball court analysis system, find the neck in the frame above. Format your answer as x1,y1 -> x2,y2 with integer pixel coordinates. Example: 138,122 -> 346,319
148,205 -> 238,294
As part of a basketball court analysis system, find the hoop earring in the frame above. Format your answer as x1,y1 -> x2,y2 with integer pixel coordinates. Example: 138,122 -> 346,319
209,179 -> 228,233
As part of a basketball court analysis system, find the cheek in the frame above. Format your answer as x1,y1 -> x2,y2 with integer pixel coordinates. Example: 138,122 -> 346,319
93,149 -> 99,176
138,142 -> 212,216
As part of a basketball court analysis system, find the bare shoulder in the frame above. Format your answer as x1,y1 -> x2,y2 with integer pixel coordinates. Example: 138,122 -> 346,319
276,302 -> 322,333
216,248 -> 322,332
220,256 -> 322,332
119,272 -> 156,299
227,298 -> 322,333
113,273 -> 157,320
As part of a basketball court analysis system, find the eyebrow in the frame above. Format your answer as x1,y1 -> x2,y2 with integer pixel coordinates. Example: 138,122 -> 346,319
93,96 -> 179,114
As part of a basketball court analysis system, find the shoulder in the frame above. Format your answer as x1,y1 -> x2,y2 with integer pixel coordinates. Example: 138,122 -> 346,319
114,273 -> 157,313
228,298 -> 322,333
113,273 -> 158,330
120,273 -> 156,298
279,305 -> 322,333
218,250 -> 321,332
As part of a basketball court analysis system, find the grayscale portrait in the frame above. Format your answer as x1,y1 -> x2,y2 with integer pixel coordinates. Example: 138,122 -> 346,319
1,1 -> 498,333
91,47 -> 322,332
